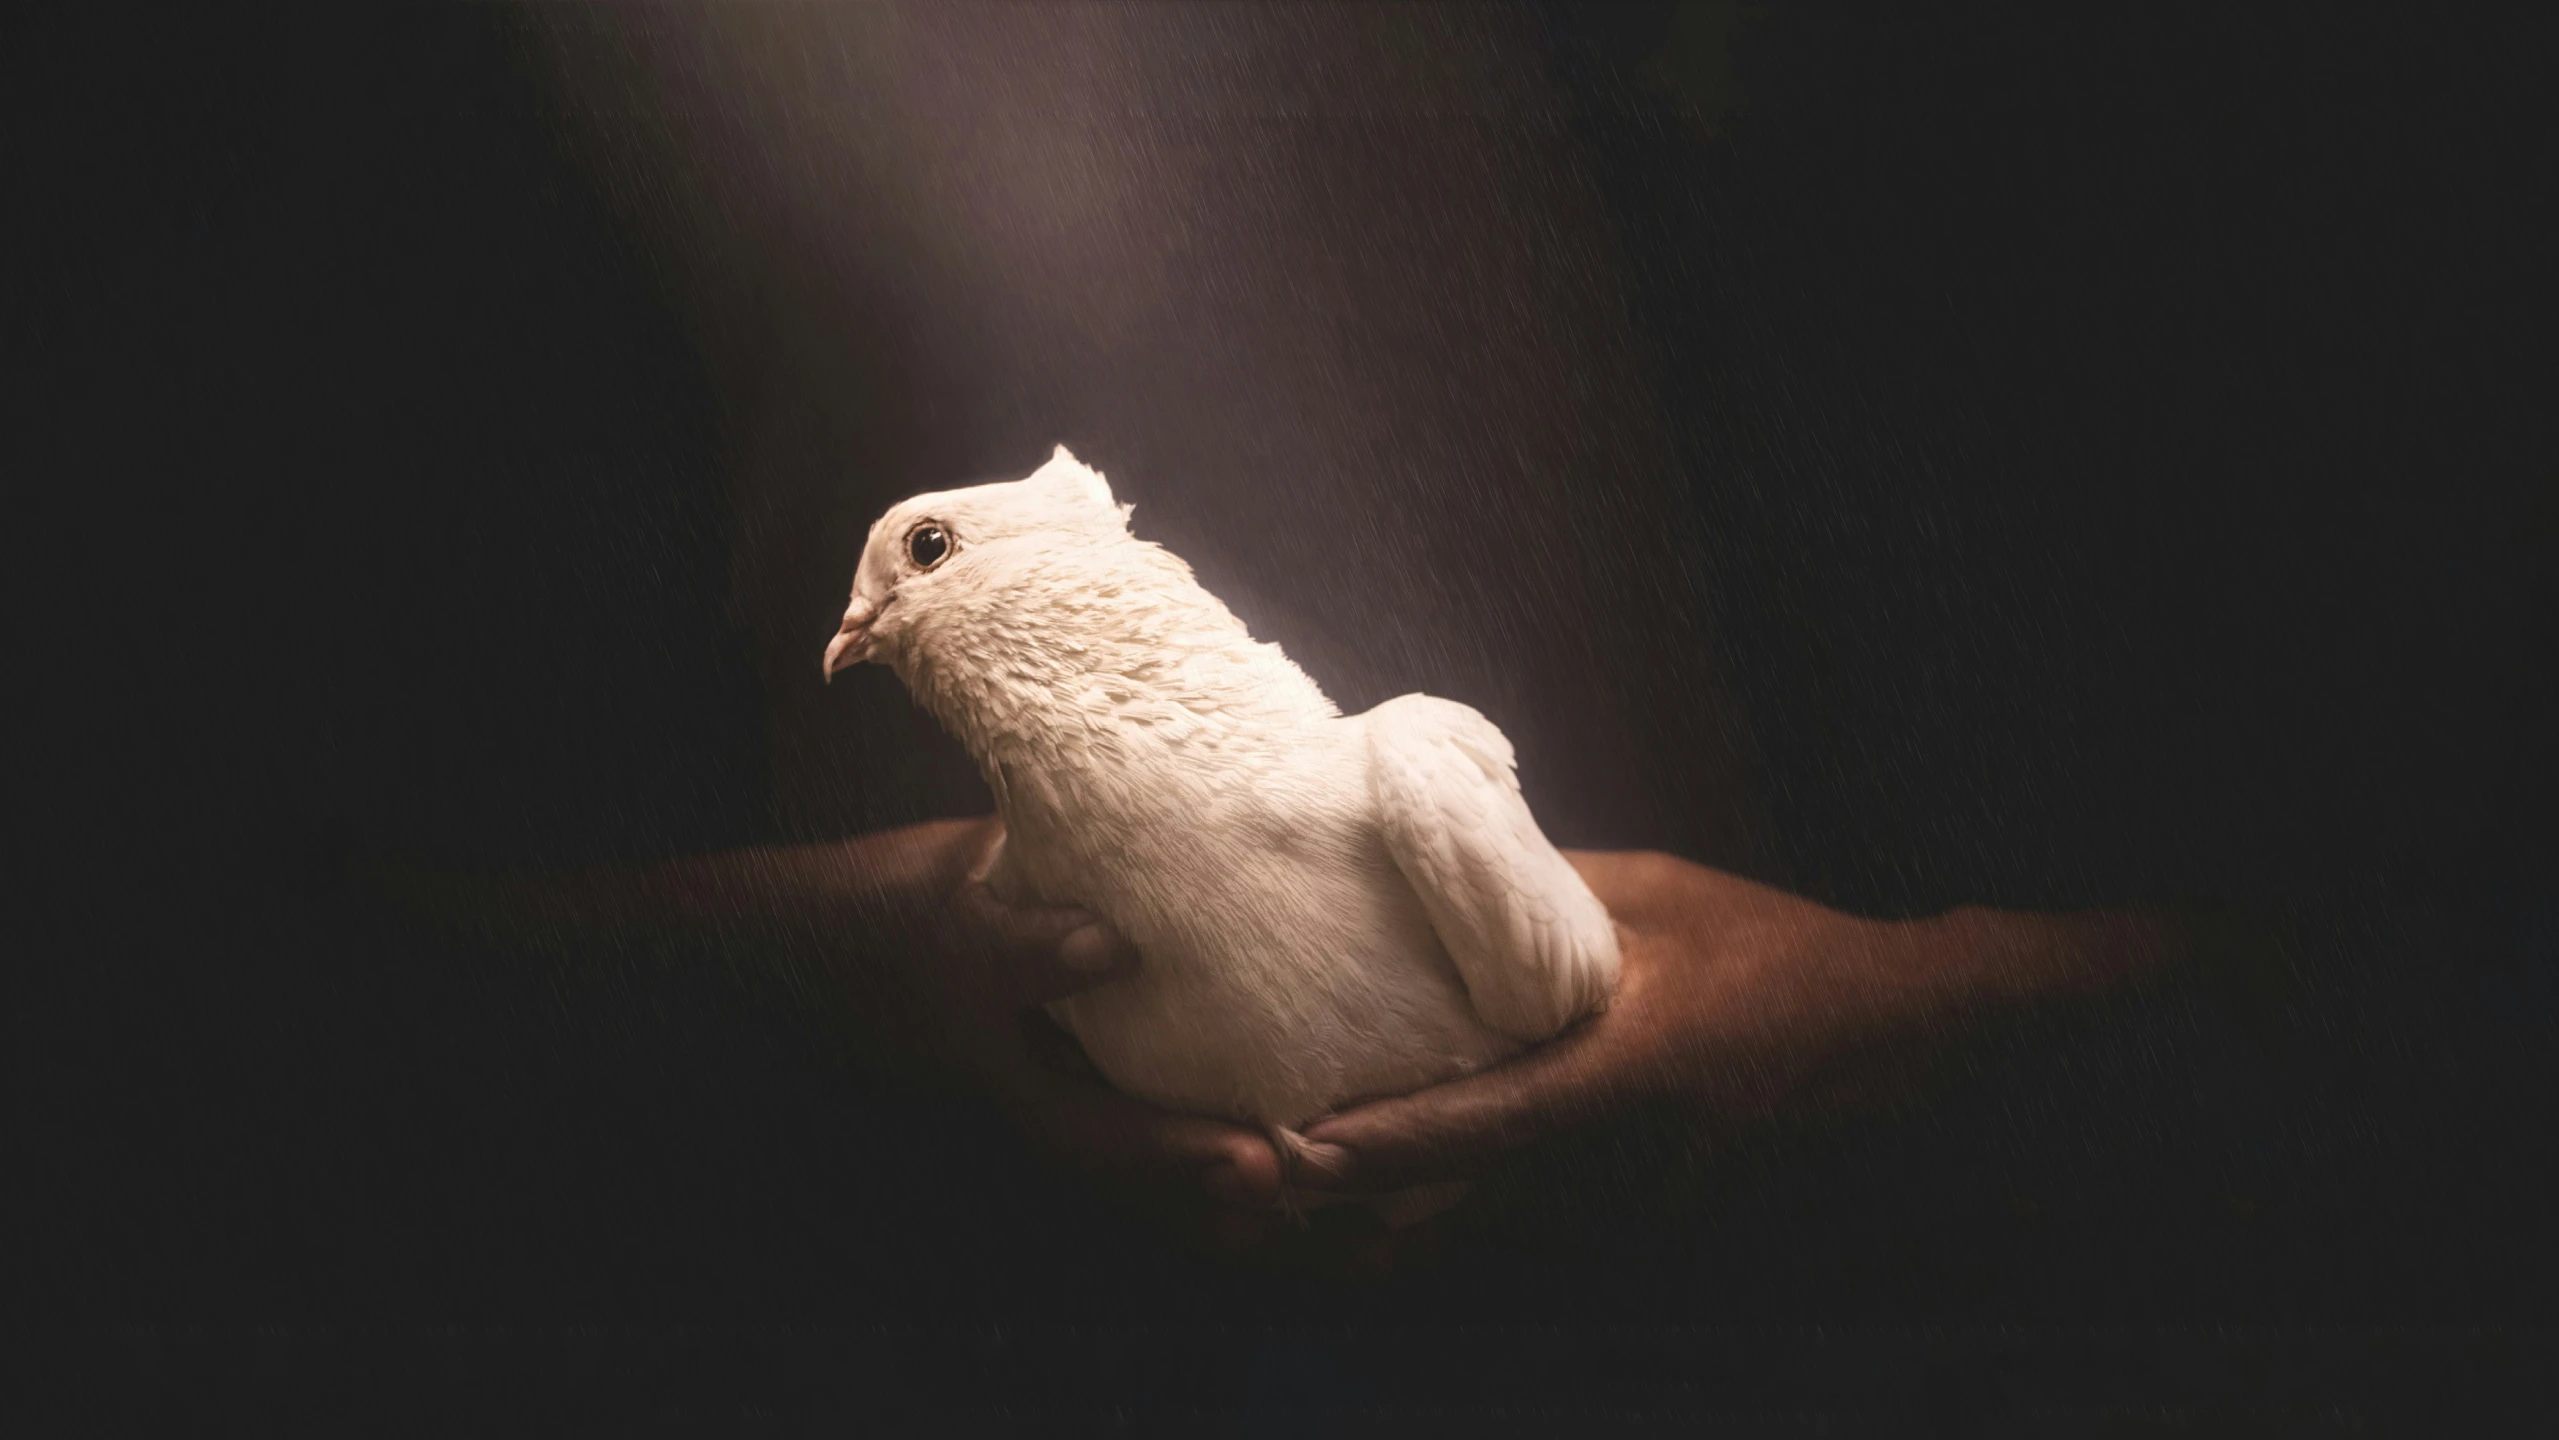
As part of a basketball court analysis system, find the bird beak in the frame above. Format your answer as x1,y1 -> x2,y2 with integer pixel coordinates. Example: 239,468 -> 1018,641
822,597 -> 879,682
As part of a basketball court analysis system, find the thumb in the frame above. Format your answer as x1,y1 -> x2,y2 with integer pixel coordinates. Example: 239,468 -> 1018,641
947,877 -> 1141,1008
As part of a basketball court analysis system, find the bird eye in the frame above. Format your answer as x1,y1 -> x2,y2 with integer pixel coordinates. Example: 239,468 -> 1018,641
906,523 -> 950,569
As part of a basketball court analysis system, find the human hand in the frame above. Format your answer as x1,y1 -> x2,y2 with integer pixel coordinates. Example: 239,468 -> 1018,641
367,817 -> 1286,1247
1287,850 -> 2176,1198
901,820 -> 1286,1249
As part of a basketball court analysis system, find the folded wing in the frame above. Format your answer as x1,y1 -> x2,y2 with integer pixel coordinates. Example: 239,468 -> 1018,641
1363,693 -> 1621,1042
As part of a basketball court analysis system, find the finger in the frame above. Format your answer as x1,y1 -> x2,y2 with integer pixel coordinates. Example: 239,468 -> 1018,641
1001,1069 -> 1280,1255
1012,1012 -> 1277,1202
956,819 -> 1134,970
951,878 -> 1095,960
1040,1085 -> 1281,1208
956,816 -> 1008,887
983,1032 -> 1281,1209
949,881 -> 1140,1006
1298,1023 -> 1623,1193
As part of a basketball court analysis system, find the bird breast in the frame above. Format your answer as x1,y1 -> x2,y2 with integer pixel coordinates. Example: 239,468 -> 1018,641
1009,725 -> 1519,1128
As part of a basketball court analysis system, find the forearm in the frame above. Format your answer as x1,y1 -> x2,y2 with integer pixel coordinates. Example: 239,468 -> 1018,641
1854,905 -> 2185,1067
616,820 -> 979,939
1736,903 -> 2186,1119
1928,905 -> 2182,1006
390,818 -> 985,953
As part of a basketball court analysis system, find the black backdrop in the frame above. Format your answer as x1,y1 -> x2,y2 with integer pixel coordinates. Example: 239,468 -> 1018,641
19,2 -> 2553,1425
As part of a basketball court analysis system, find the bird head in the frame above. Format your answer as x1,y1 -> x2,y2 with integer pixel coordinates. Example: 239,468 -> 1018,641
823,444 -> 1133,680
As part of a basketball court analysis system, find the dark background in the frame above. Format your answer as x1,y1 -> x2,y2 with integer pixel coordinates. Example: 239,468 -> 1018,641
18,2 -> 2553,1426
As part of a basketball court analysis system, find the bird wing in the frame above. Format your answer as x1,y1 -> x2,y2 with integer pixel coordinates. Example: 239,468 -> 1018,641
1363,693 -> 1621,1042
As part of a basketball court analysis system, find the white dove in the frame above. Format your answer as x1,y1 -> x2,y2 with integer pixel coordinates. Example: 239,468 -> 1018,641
823,445 -> 1619,1220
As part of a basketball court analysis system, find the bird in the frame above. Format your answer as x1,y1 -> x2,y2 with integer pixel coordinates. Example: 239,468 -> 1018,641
822,445 -> 1619,1221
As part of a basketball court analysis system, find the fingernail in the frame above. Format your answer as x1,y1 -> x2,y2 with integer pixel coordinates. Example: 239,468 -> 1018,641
1059,924 -> 1120,972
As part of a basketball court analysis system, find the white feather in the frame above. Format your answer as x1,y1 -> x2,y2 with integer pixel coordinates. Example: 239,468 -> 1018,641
835,446 -> 1620,1130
